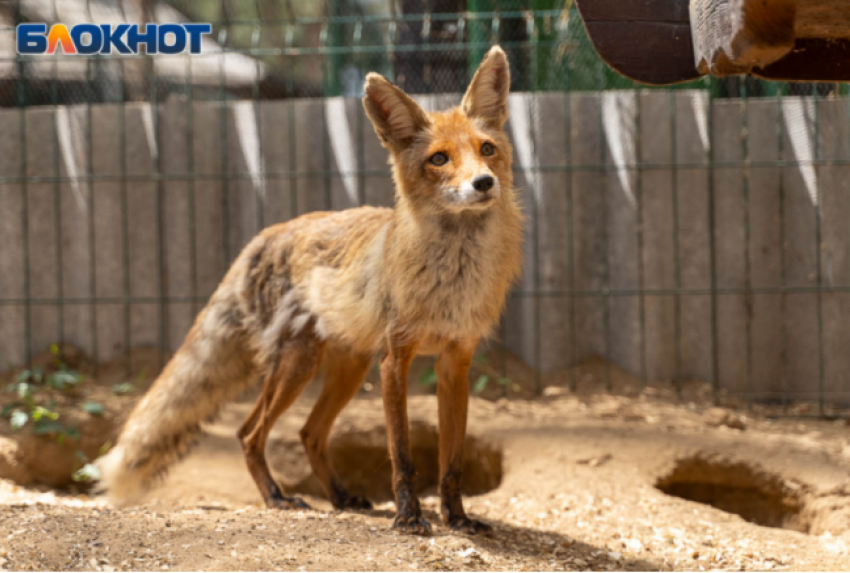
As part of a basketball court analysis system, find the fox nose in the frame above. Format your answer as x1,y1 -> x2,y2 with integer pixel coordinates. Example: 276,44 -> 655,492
472,174 -> 494,193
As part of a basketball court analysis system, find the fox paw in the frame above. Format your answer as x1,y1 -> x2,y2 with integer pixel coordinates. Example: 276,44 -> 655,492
447,516 -> 493,536
392,513 -> 433,536
268,496 -> 312,511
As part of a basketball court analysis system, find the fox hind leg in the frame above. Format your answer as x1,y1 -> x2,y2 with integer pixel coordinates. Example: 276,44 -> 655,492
300,346 -> 373,511
238,328 -> 325,510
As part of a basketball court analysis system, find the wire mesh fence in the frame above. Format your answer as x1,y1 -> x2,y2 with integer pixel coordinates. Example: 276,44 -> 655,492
1,0 -> 849,418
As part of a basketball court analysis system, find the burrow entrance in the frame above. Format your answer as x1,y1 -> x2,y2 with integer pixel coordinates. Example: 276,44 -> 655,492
268,421 -> 503,503
655,454 -> 808,532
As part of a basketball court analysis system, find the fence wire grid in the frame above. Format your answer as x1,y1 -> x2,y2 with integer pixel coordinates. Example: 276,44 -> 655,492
1,0 -> 850,419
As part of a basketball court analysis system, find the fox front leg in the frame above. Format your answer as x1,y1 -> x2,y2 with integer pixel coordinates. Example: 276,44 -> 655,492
436,338 -> 492,535
380,337 -> 431,535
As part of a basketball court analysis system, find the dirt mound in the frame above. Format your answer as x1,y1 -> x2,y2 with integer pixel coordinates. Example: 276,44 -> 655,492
0,345 -> 157,489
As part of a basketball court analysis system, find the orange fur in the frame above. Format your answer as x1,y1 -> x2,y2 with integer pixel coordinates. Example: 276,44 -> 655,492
98,46 -> 522,534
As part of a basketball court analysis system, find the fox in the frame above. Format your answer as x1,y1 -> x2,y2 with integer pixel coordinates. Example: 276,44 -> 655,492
97,45 -> 523,535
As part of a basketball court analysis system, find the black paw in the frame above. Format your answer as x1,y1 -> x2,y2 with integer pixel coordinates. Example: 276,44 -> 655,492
392,513 -> 433,536
267,496 -> 312,510
333,493 -> 373,511
447,516 -> 493,536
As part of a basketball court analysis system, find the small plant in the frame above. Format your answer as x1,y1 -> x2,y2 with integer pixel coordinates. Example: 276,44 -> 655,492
0,346 -> 119,482
46,344 -> 83,390
111,369 -> 146,396
418,354 -> 519,395
111,382 -> 135,395
419,368 -> 438,387
72,442 -> 110,483
81,401 -> 105,416
2,343 -> 85,444
473,374 -> 517,394
72,450 -> 98,482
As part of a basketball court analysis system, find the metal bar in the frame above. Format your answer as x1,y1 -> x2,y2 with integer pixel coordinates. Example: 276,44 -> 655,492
670,90 -> 682,397
777,87 -> 790,414
741,92 -> 754,412
529,14 -> 542,395
11,38 -> 572,61
14,0 -> 32,368
565,92 -> 577,393
152,34 -> 167,372
321,21 -> 332,212
355,20 -> 365,208
219,9 -> 232,272
10,284 -> 850,305
286,24 -> 298,221
86,48 -> 98,376
252,14 -> 265,233
600,94 -> 612,392
708,94 -> 721,405
813,91 -> 826,417
81,0 -> 97,373
187,37 -> 199,319
636,93 -> 647,391
119,59 -> 131,377
1,155 -> 848,185
50,37 -> 64,356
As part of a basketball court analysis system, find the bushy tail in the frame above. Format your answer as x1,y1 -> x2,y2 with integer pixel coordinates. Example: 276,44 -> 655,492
97,298 -> 257,506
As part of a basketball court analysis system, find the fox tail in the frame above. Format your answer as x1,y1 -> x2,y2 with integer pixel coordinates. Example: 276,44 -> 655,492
96,297 -> 257,506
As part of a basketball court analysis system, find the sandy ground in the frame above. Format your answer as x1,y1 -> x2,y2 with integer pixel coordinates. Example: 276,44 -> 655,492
3,354 -> 850,571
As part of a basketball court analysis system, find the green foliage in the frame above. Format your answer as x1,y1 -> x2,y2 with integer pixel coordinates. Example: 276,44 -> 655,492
10,410 -> 27,430
1,402 -> 23,418
32,419 -> 66,435
48,370 -> 82,390
8,380 -> 35,404
17,368 -> 43,384
111,382 -> 135,395
55,426 -> 80,447
72,462 -> 101,483
111,370 -> 145,396
418,354 -> 519,395
2,343 -> 85,446
81,401 -> 105,416
0,345 -> 117,482
419,368 -> 439,387
46,344 -> 84,390
72,451 -> 101,483
31,405 -> 59,421
472,375 -> 518,394
473,375 -> 490,394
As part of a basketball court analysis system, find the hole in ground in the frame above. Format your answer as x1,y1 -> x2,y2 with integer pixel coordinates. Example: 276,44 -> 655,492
268,420 -> 503,503
655,454 -> 808,532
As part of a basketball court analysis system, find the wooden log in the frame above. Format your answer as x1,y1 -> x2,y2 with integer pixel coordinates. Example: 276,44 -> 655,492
753,38 -> 850,81
690,0 -> 796,75
793,0 -> 850,39
577,0 -> 850,83
575,0 -> 701,85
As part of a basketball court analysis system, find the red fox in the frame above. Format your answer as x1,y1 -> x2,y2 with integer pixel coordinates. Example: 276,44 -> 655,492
98,45 -> 523,535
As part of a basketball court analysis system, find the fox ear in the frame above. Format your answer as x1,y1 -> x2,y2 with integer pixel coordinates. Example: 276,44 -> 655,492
362,73 -> 430,150
462,46 -> 510,129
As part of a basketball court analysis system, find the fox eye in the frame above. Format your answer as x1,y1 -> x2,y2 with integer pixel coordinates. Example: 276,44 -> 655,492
429,152 -> 449,166
481,142 -> 495,156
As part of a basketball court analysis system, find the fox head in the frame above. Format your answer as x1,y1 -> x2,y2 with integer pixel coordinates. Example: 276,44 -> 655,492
363,46 -> 512,214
